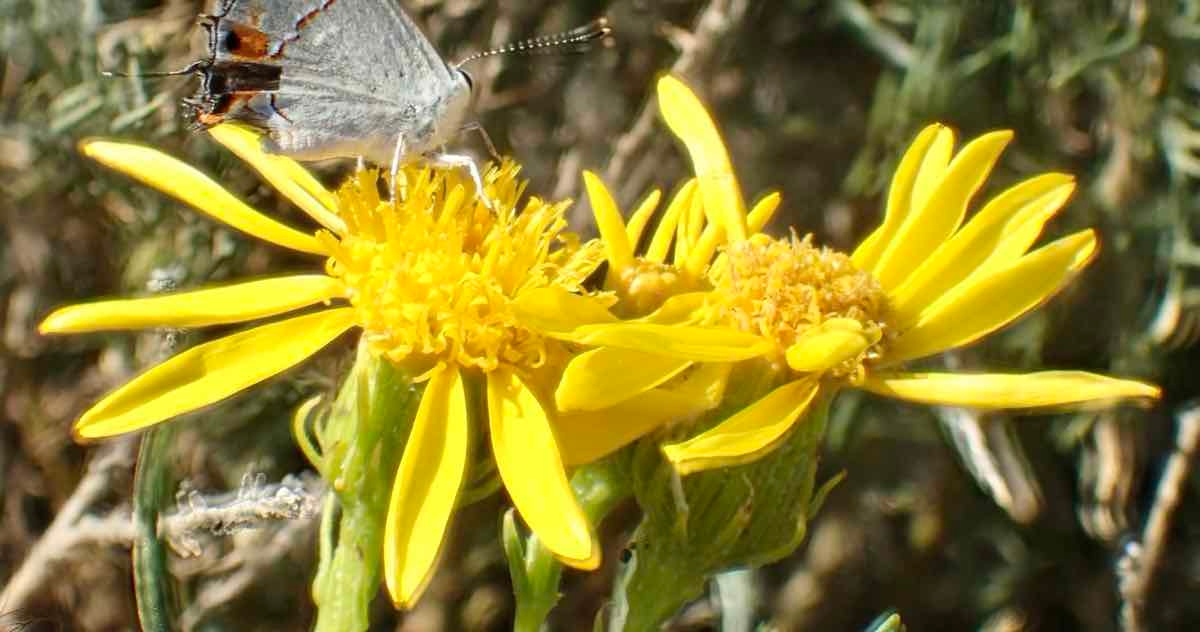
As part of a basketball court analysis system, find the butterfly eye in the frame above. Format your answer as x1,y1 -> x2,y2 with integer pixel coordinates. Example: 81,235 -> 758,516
458,68 -> 475,93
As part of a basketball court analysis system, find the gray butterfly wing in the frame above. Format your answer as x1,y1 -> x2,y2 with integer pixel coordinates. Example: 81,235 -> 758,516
197,0 -> 472,163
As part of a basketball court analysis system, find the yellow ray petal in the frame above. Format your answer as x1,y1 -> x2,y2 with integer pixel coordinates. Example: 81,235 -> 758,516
79,140 -> 326,255
384,364 -> 469,608
206,124 -> 346,234
556,347 -> 692,411
747,192 -> 782,234
874,131 -> 1013,291
556,362 -> 731,466
686,220 -> 725,279
853,125 -> 946,272
662,378 -> 821,475
908,126 -> 956,218
511,287 -> 618,337
584,171 -> 635,277
684,188 -> 778,280
626,189 -> 663,247
886,230 -> 1097,365
570,322 -> 772,362
646,179 -> 696,264
487,368 -> 598,569
888,174 -> 1075,324
657,76 -> 748,242
685,182 -> 706,246
75,308 -> 356,439
861,370 -> 1160,410
671,195 -> 693,269
40,275 -> 344,334
557,238 -> 608,289
785,318 -> 881,373
968,185 -> 1077,278
638,292 -> 707,325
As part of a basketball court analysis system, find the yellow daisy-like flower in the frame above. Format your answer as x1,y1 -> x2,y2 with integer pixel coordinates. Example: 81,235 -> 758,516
543,167 -> 782,466
567,75 -> 1161,475
40,126 -> 768,606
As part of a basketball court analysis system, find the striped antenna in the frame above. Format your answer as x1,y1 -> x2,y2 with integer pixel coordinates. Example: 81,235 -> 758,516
456,17 -> 613,67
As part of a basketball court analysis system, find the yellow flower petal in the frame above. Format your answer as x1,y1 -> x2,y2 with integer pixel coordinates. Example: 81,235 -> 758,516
75,308 -> 356,439
683,188 -> 781,280
626,189 -> 663,247
40,275 -> 344,333
662,378 -> 820,475
384,364 -> 469,608
673,197 -> 694,269
861,370 -> 1160,410
584,171 -> 635,276
747,192 -> 782,234
638,292 -> 708,325
886,230 -> 1097,364
888,174 -> 1075,324
570,322 -> 772,362
511,287 -> 618,336
874,130 -> 1013,291
853,125 -> 946,272
556,347 -> 692,411
685,182 -> 706,247
207,124 -> 346,234
556,362 -> 731,466
975,186 -> 1076,274
557,238 -> 608,290
785,318 -> 881,373
79,140 -> 326,255
686,220 -> 725,279
908,126 -> 956,219
657,76 -> 748,242
487,368 -> 598,569
646,179 -> 696,264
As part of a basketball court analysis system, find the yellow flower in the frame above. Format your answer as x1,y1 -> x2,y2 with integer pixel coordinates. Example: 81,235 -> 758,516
568,76 -> 1161,475
542,163 -> 783,465
39,126 -> 765,606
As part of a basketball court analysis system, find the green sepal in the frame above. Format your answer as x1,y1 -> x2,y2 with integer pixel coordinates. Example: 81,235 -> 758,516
610,361 -> 835,632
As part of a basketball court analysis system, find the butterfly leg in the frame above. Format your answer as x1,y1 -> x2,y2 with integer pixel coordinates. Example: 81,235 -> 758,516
389,132 -> 407,202
427,151 -> 496,212
461,122 -> 500,162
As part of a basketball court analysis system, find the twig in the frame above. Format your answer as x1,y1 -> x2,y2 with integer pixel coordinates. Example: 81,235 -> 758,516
180,512 -> 320,631
0,459 -> 323,610
1079,412 -> 1138,542
583,0 -> 750,218
712,568 -> 758,632
1117,402 -> 1200,632
0,438 -> 137,608
166,472 -> 323,558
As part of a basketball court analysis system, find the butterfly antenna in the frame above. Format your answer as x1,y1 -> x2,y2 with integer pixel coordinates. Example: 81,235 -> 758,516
102,60 -> 209,78
456,17 -> 613,67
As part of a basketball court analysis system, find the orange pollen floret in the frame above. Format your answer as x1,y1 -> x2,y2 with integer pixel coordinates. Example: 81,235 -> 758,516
317,163 -> 574,373
708,233 -> 889,376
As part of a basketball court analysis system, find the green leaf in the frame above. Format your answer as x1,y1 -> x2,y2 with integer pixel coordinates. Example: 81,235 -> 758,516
133,426 -> 180,632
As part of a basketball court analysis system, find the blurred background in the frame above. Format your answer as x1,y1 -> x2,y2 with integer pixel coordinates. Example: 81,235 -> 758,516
2,0 -> 1197,630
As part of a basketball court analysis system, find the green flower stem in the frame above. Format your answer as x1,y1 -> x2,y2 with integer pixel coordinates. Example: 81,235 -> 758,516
132,424 -> 178,632
507,457 -> 630,632
311,345 -> 421,632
